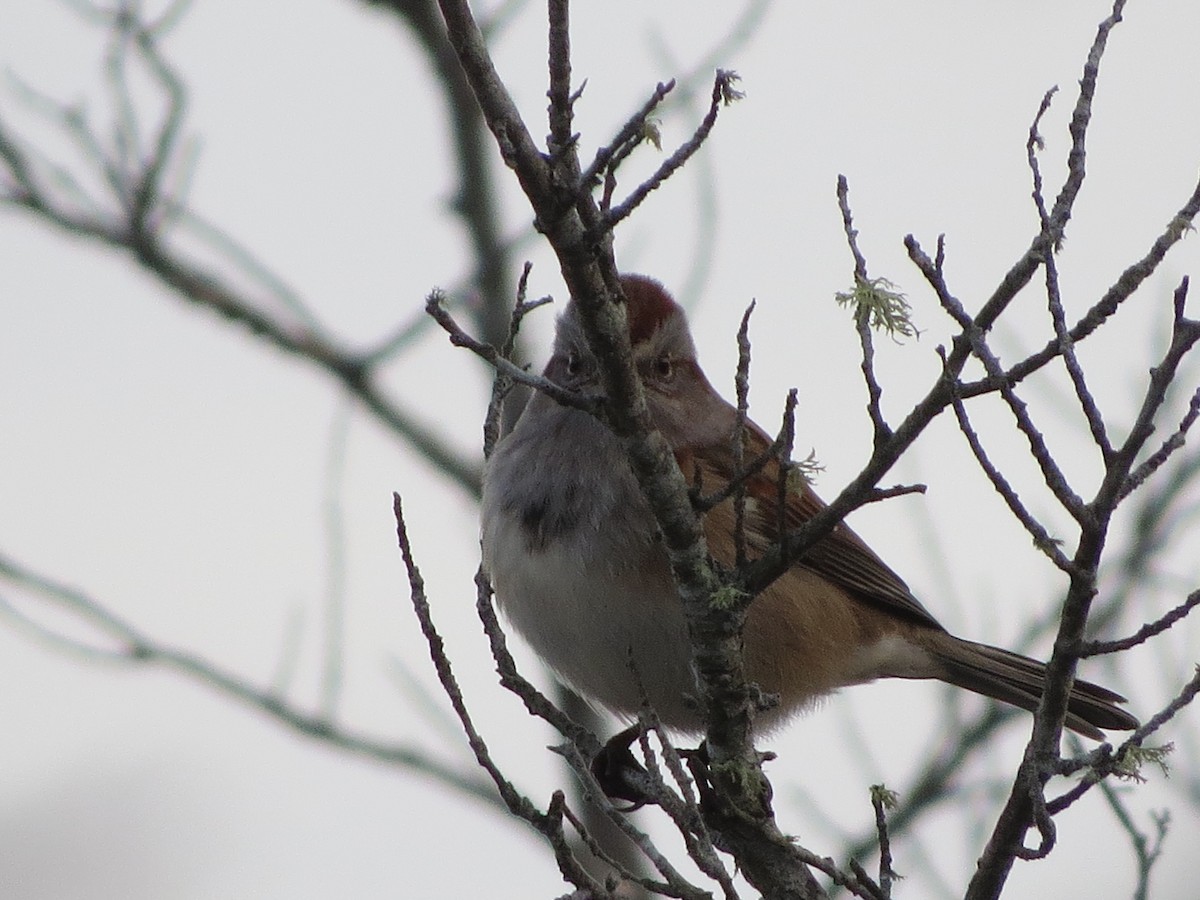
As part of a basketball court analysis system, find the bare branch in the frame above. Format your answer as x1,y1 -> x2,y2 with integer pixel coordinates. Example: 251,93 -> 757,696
862,483 -> 927,504
1081,589 -> 1200,657
870,784 -> 899,897
581,79 -> 676,195
1042,241 -> 1111,457
733,300 -> 756,567
546,0 -> 575,156
482,262 -> 550,458
945,354 -> 1075,572
974,180 -> 1200,399
1050,665 -> 1200,816
1121,385 -> 1200,502
472,565 -> 597,751
1025,86 -> 1057,231
603,70 -> 743,229
774,390 -> 801,569
836,176 -> 892,446
0,546 -> 501,810
394,494 -> 604,892
789,849 -> 885,900
425,287 -> 599,415
1105,280 -> 1200,498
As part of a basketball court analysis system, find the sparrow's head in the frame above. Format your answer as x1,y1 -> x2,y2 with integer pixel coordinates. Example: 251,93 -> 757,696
550,274 -> 696,387
548,274 -> 731,446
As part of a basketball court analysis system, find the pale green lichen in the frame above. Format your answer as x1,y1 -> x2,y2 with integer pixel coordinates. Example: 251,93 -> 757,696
836,276 -> 918,340
1166,214 -> 1196,243
640,118 -> 662,151
870,783 -> 900,810
785,449 -> 824,490
1114,743 -> 1173,782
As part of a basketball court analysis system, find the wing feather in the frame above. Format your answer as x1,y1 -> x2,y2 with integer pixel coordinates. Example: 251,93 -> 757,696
677,424 -> 943,631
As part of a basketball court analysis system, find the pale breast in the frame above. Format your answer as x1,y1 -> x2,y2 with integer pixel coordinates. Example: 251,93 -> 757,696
481,403 -> 708,730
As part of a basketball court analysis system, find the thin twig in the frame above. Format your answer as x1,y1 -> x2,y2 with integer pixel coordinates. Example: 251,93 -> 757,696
733,300 -> 756,567
602,70 -> 742,229
1042,243 -> 1111,457
426,288 -> 600,415
944,352 -> 1075,572
692,395 -> 798,514
1080,589 -> 1200,657
482,262 -> 551,458
395,494 -> 604,893
836,176 -> 891,446
553,744 -> 714,899
580,80 -> 676,193
1025,86 -> 1057,232
1049,665 -> 1200,815
775,389 -> 800,569
870,785 -> 897,897
1121,384 -> 1200,501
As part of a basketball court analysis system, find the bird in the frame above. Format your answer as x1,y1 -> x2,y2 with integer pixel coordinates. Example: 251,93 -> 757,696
480,273 -> 1137,743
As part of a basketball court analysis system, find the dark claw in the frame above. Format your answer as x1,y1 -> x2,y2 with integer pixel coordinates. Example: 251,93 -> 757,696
591,725 -> 654,810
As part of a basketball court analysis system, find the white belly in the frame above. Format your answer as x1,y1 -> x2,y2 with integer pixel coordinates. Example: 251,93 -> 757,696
482,497 -> 708,730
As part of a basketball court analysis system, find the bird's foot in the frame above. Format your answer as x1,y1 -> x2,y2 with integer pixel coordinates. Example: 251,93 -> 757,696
591,725 -> 657,811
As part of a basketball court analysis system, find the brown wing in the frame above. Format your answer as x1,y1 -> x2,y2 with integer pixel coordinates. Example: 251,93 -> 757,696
677,421 -> 945,632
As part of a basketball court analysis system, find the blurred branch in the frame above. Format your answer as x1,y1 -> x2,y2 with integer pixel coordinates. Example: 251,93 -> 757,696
0,0 -> 483,496
0,548 -> 502,811
363,0 -> 515,350
319,400 -> 352,720
1095,778 -> 1169,900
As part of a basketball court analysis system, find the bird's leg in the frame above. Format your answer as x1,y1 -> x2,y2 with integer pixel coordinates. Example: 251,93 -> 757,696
591,724 -> 656,811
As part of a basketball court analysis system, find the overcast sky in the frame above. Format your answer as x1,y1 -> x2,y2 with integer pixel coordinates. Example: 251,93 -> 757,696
2,1 -> 1199,897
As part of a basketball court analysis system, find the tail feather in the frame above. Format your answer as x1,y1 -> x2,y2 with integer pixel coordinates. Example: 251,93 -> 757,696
929,636 -> 1137,740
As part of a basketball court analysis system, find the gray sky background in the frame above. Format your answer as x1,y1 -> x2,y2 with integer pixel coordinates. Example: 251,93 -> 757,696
2,1 -> 1199,897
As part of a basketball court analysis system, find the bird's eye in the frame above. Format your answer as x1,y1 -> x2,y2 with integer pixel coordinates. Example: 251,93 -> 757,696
653,354 -> 674,380
566,352 -> 581,375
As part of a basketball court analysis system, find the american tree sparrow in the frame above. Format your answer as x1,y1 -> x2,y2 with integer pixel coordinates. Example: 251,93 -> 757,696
481,274 -> 1136,743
